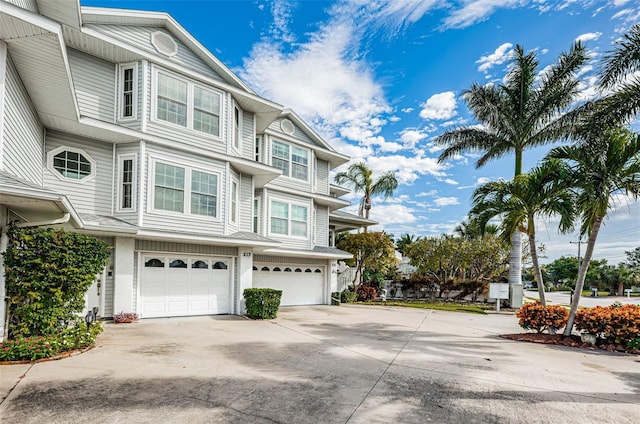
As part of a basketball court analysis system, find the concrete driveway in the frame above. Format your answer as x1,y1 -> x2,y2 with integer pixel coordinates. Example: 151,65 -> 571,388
1,305 -> 638,423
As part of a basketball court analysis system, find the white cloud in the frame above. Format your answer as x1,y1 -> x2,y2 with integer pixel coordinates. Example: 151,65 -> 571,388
433,196 -> 460,207
419,91 -> 457,120
416,190 -> 438,197
476,42 -> 513,73
366,154 -> 446,185
613,0 -> 630,7
443,0 -> 524,29
369,204 -> 417,226
575,32 -> 602,43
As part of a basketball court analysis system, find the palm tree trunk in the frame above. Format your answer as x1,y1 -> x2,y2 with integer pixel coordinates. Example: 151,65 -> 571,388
563,216 -> 603,336
509,231 -> 522,295
528,232 -> 546,306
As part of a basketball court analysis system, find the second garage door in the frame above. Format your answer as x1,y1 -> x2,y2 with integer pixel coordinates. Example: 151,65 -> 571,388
253,265 -> 325,306
140,255 -> 231,318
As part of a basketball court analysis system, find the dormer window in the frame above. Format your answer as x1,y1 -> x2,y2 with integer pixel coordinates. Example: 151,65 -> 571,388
47,146 -> 96,182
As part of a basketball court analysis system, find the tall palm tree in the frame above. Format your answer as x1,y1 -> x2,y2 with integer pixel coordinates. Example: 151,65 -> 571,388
596,24 -> 640,125
454,218 -> 498,240
547,126 -> 640,335
470,160 -> 575,306
435,42 -> 587,289
334,162 -> 398,220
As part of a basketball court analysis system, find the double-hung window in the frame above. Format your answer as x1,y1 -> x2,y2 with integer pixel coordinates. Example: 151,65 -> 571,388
153,160 -> 219,218
118,64 -> 137,120
118,155 -> 136,211
191,170 -> 218,217
154,163 -> 185,213
233,106 -> 241,150
230,180 -> 238,224
154,69 -> 222,137
271,140 -> 308,181
270,200 -> 307,237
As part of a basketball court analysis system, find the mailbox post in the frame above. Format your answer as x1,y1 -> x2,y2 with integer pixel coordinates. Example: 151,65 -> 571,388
489,283 -> 510,312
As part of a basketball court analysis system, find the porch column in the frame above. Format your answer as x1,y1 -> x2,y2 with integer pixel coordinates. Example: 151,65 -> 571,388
237,248 -> 253,314
113,237 -> 135,314
330,260 -> 338,293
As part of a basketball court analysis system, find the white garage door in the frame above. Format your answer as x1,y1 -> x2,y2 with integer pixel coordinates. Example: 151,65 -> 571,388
253,265 -> 325,306
140,255 -> 231,318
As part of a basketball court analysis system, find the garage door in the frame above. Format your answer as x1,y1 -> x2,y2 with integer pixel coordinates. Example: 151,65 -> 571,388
253,265 -> 324,306
140,255 -> 231,318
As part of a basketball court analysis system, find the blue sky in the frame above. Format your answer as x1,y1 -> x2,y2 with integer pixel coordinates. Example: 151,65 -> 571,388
83,0 -> 640,265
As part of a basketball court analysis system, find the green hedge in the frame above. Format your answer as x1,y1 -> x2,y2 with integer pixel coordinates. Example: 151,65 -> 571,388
243,288 -> 283,319
340,290 -> 357,303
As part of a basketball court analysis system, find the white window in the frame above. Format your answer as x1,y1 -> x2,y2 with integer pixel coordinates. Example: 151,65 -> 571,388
154,162 -> 185,213
255,136 -> 261,162
118,64 -> 137,120
233,106 -> 241,150
191,170 -> 218,217
230,179 -> 238,224
118,155 -> 137,211
270,200 -> 308,238
151,160 -> 220,218
271,140 -> 308,181
153,68 -> 222,137
47,146 -> 96,182
253,198 -> 259,233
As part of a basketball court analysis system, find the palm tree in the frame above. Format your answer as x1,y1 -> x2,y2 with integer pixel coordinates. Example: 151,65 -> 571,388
547,126 -> 640,335
334,162 -> 398,220
470,160 -> 575,306
454,218 -> 498,240
396,233 -> 419,255
435,42 -> 587,289
596,24 -> 640,125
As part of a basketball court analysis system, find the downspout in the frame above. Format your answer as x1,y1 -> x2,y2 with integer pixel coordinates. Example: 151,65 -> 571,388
1,212 -> 71,340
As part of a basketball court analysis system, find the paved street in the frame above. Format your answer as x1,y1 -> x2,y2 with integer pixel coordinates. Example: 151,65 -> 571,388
1,305 -> 639,423
526,289 -> 640,307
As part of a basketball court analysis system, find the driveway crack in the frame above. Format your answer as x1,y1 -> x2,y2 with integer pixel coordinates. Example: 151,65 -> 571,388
0,363 -> 34,406
344,309 -> 433,423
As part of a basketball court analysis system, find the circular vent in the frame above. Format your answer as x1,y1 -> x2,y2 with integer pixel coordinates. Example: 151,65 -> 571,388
280,119 -> 295,135
151,31 -> 178,57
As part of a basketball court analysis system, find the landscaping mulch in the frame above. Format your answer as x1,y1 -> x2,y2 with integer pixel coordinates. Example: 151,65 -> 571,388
501,333 -> 640,355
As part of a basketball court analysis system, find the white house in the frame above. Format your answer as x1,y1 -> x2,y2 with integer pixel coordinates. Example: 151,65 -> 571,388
0,0 -> 373,338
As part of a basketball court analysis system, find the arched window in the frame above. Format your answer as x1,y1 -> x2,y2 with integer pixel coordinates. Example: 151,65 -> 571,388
252,266 -> 258,271
213,261 -> 228,269
284,267 -> 292,272
295,268 -> 302,272
273,267 -> 281,272
192,260 -> 208,269
261,266 -> 270,271
170,259 -> 188,268
314,269 -> 322,273
305,268 -> 312,273
145,258 -> 164,268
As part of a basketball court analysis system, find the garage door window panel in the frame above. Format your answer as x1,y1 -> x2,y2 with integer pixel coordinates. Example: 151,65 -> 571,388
192,260 -> 209,269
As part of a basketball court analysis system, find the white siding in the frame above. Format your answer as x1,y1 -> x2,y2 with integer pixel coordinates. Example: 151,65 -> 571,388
316,159 -> 329,195
239,174 -> 253,232
315,205 -> 329,247
85,24 -> 225,82
268,118 -> 317,147
67,49 -> 115,123
43,131 -> 113,214
240,110 -> 254,160
135,240 -> 237,256
141,144 -> 227,236
4,0 -> 38,12
2,57 -> 43,185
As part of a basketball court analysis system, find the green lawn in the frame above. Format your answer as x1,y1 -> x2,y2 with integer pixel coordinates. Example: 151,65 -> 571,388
360,300 -> 489,314
581,289 -> 610,297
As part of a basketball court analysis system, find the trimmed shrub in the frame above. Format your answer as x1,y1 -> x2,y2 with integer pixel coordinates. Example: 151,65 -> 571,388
243,288 -> 282,319
356,285 -> 377,302
341,290 -> 357,303
575,304 -> 640,345
0,322 -> 103,362
516,302 -> 568,333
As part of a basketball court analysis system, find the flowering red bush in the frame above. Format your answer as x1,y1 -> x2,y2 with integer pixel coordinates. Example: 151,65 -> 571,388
575,304 -> 640,345
516,302 -> 568,333
356,285 -> 378,301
